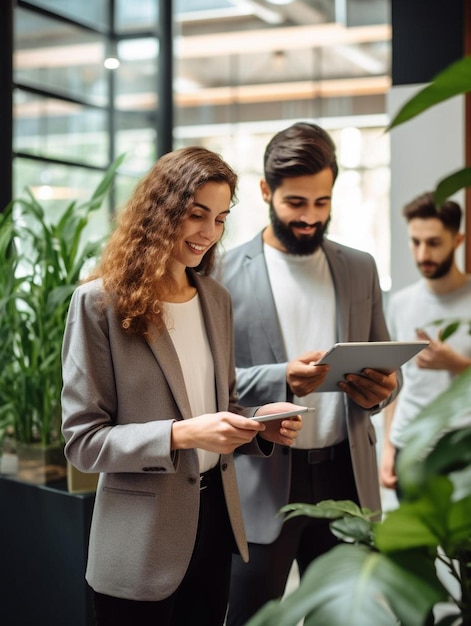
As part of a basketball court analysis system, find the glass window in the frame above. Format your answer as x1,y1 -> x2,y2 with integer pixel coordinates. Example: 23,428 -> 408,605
13,158 -> 112,240
174,0 -> 392,288
12,0 -> 392,289
116,0 -> 157,34
14,7 -> 108,106
24,0 -> 108,30
14,90 -> 109,167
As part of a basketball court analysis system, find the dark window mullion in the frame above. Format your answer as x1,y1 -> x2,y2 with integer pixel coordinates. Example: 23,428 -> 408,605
14,82 -> 109,111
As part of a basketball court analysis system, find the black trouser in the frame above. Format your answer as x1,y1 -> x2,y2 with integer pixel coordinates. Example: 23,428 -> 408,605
93,465 -> 233,626
226,440 -> 359,626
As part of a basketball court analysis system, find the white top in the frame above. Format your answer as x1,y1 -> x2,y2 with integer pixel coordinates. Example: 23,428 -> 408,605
264,244 -> 346,448
164,293 -> 219,473
387,277 -> 471,448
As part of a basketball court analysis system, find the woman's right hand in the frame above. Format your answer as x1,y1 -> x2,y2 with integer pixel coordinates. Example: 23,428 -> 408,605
171,412 -> 266,454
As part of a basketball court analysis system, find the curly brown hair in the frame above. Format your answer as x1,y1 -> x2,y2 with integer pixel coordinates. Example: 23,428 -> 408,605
88,146 -> 238,336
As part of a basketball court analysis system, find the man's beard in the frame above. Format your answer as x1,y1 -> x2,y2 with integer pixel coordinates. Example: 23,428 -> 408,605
417,249 -> 454,279
269,202 -> 330,256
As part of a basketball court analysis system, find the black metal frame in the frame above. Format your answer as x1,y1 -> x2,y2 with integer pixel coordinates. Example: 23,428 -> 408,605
1,0 -> 174,213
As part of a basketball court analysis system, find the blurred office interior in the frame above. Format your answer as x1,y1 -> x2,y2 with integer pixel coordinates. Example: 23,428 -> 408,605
6,0 -> 393,290
2,0 -> 468,294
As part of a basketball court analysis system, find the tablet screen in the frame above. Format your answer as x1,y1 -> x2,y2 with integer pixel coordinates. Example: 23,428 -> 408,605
314,341 -> 429,392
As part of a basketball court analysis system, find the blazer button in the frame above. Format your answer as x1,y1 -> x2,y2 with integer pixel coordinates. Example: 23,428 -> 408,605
221,463 -> 228,471
189,476 -> 198,485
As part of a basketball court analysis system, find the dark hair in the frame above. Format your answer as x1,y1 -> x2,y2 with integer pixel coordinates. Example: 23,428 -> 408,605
263,122 -> 338,191
402,192 -> 462,234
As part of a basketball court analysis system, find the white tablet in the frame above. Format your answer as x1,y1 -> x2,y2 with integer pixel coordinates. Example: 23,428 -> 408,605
313,341 -> 429,392
251,406 -> 315,423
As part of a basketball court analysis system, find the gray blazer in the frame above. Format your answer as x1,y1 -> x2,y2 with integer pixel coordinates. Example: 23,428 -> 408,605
61,270 -> 269,601
217,232 -> 400,543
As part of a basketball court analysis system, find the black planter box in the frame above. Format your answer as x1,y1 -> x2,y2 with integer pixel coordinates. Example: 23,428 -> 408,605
0,475 -> 95,626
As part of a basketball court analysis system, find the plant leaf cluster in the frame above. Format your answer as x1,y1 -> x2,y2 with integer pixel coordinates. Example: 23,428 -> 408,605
0,156 -> 124,446
247,370 -> 471,626
387,55 -> 471,208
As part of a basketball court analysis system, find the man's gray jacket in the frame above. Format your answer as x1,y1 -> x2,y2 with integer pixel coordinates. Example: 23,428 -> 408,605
216,232 -> 400,543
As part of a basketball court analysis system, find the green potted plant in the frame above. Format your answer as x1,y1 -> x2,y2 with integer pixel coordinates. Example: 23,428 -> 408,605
247,368 -> 471,626
247,56 -> 471,626
0,155 -> 125,485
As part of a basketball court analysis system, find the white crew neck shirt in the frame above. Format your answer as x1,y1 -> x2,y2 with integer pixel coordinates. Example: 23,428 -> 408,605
164,293 -> 219,473
388,277 -> 471,449
264,243 -> 346,448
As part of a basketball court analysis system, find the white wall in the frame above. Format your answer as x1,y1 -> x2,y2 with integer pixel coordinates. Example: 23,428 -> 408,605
387,85 -> 465,294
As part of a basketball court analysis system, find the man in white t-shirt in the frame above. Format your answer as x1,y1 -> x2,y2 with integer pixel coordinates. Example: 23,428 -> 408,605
215,122 -> 399,626
380,192 -> 471,495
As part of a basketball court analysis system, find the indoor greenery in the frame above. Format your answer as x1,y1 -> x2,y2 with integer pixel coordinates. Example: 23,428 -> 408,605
247,369 -> 471,626
247,56 -> 471,626
0,155 -> 124,449
387,55 -> 471,207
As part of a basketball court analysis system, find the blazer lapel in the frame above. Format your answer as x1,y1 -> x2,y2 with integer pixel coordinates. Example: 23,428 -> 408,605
323,240 -> 351,342
191,272 -> 229,411
146,329 -> 193,420
245,234 -> 287,362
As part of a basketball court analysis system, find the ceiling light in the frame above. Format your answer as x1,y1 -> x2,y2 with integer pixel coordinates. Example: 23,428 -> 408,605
104,57 -> 120,70
265,0 -> 295,5
104,40 -> 120,70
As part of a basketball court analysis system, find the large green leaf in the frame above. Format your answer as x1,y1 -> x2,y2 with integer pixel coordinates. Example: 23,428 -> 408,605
246,543 -> 447,626
396,367 -> 471,491
376,477 -> 452,552
83,152 -> 126,212
281,499 -> 375,521
435,168 -> 471,208
281,499 -> 377,545
450,465 -> 471,501
330,516 -> 374,545
377,476 -> 471,560
422,429 -> 471,482
388,56 -> 471,130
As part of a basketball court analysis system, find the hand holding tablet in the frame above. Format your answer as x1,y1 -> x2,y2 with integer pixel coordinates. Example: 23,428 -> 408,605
312,341 -> 429,392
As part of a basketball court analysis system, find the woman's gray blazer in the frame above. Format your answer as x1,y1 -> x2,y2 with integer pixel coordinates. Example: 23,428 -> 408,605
61,270 -> 268,601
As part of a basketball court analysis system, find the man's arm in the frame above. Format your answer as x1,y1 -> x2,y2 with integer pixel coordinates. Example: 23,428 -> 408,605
415,328 -> 471,374
380,398 -> 398,490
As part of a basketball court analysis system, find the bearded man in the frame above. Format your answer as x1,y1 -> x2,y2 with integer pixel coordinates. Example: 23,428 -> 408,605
215,122 -> 399,626
380,192 -> 471,495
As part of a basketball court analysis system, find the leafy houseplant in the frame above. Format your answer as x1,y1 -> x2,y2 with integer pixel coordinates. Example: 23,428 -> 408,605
247,369 -> 471,626
247,56 -> 471,626
0,156 -> 124,483
387,55 -> 471,207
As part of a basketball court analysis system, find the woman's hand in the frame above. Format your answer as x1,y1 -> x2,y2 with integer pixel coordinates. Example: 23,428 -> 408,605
253,402 -> 304,446
171,411 -> 267,454
171,403 -> 304,453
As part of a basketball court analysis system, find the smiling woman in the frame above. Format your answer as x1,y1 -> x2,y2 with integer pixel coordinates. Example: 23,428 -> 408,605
170,181 -> 232,283
61,145 -> 303,626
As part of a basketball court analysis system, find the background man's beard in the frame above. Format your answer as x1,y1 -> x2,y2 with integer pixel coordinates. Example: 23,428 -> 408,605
269,203 -> 330,255
417,249 -> 454,279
